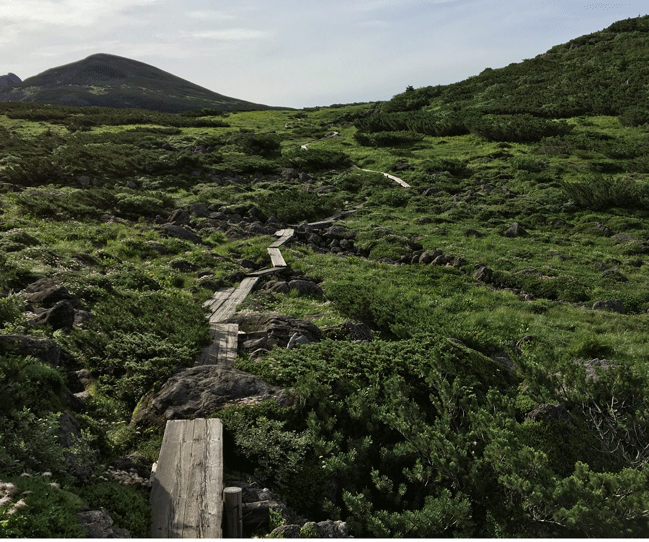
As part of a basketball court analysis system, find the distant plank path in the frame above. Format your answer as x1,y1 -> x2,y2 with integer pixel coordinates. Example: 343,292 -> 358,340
151,229 -> 295,538
150,139 -> 406,536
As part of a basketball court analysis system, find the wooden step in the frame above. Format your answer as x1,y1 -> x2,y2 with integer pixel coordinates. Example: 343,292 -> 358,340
150,419 -> 223,538
267,247 -> 287,267
195,323 -> 239,366
210,277 -> 259,323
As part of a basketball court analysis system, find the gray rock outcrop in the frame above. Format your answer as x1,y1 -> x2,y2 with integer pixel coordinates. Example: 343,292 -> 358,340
228,313 -> 323,355
132,366 -> 292,428
592,299 -> 625,314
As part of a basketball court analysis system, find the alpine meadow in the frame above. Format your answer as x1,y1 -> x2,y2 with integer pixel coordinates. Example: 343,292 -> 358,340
2,15 -> 649,538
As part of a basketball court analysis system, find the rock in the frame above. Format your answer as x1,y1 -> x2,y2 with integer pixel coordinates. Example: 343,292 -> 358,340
56,410 -> 98,482
161,224 -> 202,244
287,332 -> 310,349
33,300 -> 76,330
601,269 -> 628,282
77,508 -> 130,538
287,280 -> 323,297
261,280 -> 291,294
188,203 -> 210,218
505,222 -> 525,238
0,73 -> 21,87
270,520 -> 349,539
576,358 -> 620,382
525,403 -> 573,425
132,366 -> 292,427
0,335 -> 61,366
270,525 -> 302,538
78,176 -> 91,187
167,209 -> 191,226
20,278 -> 79,308
473,266 -> 493,281
431,254 -> 448,266
592,299 -> 625,314
322,321 -> 373,342
281,168 -> 299,180
229,313 -> 323,355
324,225 -> 347,239
594,222 -> 611,236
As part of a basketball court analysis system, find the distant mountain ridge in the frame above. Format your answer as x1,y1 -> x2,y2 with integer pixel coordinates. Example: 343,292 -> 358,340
0,73 -> 21,87
0,53 -> 274,112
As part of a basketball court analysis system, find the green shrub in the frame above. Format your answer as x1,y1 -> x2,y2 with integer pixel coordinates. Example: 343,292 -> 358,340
282,148 -> 350,172
0,476 -> 85,537
354,130 -> 424,147
562,174 -> 649,210
76,479 -> 151,537
256,188 -> 340,223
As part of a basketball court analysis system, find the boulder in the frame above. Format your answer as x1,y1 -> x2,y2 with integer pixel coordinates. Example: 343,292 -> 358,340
56,410 -> 98,482
287,279 -> 323,297
167,209 -> 190,225
261,280 -> 291,295
0,335 -> 61,366
33,300 -> 76,330
592,299 -> 625,314
132,366 -> 292,427
322,321 -> 373,343
228,313 -> 322,355
20,278 -> 79,308
77,508 -> 130,538
473,266 -> 493,282
161,224 -> 202,244
188,203 -> 210,218
505,222 -> 525,237
287,333 -> 310,349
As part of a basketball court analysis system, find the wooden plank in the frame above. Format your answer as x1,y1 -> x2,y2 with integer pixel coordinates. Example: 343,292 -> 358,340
358,167 -> 410,188
210,276 -> 259,322
203,419 -> 224,538
203,287 -> 235,312
150,420 -> 193,537
267,247 -> 287,267
248,266 -> 287,277
195,324 -> 239,366
150,420 -> 181,537
150,419 -> 224,538
181,419 -> 204,538
269,229 -> 294,248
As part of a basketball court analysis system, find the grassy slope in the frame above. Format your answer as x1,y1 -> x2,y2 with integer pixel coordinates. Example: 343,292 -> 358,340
2,16 -> 649,538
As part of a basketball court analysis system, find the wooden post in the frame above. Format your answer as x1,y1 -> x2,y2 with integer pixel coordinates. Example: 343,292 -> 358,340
223,487 -> 242,538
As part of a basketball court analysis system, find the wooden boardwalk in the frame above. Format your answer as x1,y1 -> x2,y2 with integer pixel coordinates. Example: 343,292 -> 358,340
195,324 -> 239,367
152,229 -> 296,537
150,419 -> 223,538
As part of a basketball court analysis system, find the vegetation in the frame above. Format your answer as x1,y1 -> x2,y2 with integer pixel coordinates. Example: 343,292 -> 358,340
1,15 -> 649,537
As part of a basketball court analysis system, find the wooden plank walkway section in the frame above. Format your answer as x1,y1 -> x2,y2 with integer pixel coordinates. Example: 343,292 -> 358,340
195,323 -> 239,366
248,266 -> 288,277
267,247 -> 287,267
203,287 -> 235,313
358,166 -> 411,188
269,229 -> 294,248
150,419 -> 223,538
210,276 -> 259,323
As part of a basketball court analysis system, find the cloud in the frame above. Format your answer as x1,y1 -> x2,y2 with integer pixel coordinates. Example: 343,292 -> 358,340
181,28 -> 272,41
186,10 -> 237,21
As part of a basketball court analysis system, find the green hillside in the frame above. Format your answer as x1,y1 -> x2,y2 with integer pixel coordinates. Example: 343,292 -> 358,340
0,53 -> 274,113
1,16 -> 649,538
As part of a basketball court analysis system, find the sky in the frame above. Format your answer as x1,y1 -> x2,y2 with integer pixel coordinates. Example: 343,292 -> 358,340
0,1 -> 646,108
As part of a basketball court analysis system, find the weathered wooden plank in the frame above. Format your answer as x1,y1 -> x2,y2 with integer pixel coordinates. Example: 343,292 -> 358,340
269,229 -> 294,248
150,419 -> 224,538
203,288 -> 235,312
203,420 -> 224,538
195,324 -> 239,366
358,167 -> 410,188
181,419 -> 204,538
247,266 -> 287,277
210,276 -> 259,322
267,247 -> 287,267
150,421 -> 182,537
